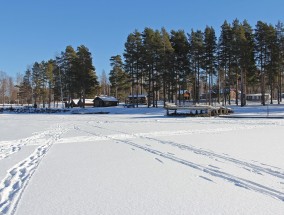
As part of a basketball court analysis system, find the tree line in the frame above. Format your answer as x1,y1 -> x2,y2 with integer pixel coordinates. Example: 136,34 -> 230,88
109,19 -> 284,107
18,45 -> 99,108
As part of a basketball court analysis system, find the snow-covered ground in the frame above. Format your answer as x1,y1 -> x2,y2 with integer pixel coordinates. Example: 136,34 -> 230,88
1,104 -> 284,215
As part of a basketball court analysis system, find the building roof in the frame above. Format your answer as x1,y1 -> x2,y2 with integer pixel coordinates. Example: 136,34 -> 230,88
95,96 -> 118,102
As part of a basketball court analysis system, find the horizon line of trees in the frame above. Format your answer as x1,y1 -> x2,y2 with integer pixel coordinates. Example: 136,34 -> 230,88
109,19 -> 284,107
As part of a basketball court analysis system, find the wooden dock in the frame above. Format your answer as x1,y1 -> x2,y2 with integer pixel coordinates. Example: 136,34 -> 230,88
164,102 -> 231,117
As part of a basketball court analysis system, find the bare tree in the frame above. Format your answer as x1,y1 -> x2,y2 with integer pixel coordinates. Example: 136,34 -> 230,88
0,71 -> 8,105
100,70 -> 109,95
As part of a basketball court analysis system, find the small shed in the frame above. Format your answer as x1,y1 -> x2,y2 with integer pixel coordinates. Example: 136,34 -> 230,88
94,96 -> 118,107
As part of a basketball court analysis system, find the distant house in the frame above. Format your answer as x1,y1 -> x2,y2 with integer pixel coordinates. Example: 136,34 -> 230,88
94,96 -> 118,107
127,94 -> 148,104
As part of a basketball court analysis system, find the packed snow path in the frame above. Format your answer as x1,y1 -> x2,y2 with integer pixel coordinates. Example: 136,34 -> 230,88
0,111 -> 284,214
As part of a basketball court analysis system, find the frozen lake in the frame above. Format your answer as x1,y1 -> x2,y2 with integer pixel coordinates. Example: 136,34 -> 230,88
1,105 -> 284,214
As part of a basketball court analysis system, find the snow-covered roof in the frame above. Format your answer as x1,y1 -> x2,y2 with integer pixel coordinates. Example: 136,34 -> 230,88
95,96 -> 118,102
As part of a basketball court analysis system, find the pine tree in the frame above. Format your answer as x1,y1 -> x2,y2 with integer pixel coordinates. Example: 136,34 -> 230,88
276,21 -> 284,103
218,20 -> 233,105
160,27 -> 174,106
203,26 -> 217,105
170,30 -> 190,105
231,19 -> 242,106
265,24 -> 278,104
240,20 -> 256,106
255,21 -> 274,105
75,45 -> 98,107
31,62 -> 42,106
55,46 -> 77,104
19,69 -> 32,105
64,46 -> 77,102
189,29 -> 204,103
39,61 -> 47,108
124,30 -> 143,106
151,29 -> 165,107
141,28 -> 157,107
46,60 -> 54,108
109,55 -> 130,100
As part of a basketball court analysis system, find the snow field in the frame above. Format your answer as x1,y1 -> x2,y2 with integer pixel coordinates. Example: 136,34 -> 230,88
0,106 -> 284,214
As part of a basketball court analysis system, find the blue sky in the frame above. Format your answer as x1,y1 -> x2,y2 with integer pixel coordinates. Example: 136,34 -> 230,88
1,0 -> 284,79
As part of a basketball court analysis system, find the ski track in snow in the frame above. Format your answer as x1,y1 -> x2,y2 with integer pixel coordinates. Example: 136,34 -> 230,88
113,137 -> 284,202
72,121 -> 284,202
0,125 -> 67,215
57,123 -> 261,144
